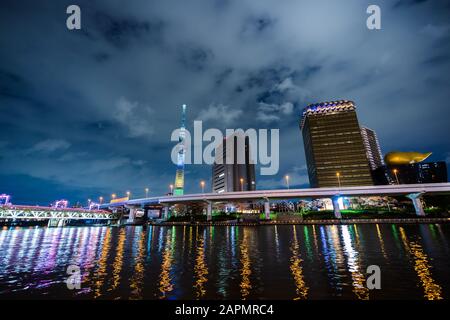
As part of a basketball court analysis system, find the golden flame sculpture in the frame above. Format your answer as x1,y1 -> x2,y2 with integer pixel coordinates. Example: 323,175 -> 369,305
384,151 -> 432,165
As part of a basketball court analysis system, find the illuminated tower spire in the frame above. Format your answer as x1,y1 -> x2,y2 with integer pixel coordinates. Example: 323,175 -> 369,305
174,104 -> 187,195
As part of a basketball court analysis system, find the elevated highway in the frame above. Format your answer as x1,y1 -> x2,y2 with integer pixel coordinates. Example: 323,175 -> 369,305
102,183 -> 450,220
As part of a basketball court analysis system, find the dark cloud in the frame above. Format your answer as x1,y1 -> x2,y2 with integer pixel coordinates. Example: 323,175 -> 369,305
241,15 -> 276,36
94,12 -> 165,49
177,44 -> 214,71
393,0 -> 429,8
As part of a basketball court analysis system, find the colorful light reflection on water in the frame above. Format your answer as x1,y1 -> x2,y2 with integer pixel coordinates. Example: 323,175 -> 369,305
0,224 -> 449,300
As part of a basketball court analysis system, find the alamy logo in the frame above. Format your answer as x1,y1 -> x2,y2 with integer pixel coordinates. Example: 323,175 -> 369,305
66,265 -> 81,290
366,5 -> 381,30
66,5 -> 81,30
170,121 -> 279,175
366,265 -> 381,289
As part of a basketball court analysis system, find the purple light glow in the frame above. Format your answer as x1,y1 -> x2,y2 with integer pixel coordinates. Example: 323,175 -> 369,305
88,202 -> 100,210
0,194 -> 11,206
53,200 -> 68,209
9,204 -> 109,213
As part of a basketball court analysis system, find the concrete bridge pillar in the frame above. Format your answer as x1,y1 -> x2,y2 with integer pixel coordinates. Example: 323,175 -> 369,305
264,198 -> 270,220
407,193 -> 426,216
332,196 -> 342,219
48,219 -> 59,227
206,201 -> 213,221
162,204 -> 169,220
57,219 -> 66,227
127,207 -> 136,224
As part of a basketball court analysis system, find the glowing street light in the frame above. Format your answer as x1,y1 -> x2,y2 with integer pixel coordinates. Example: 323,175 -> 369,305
169,184 -> 174,195
336,172 -> 341,188
200,180 -> 205,193
126,191 -> 131,199
285,175 -> 290,189
111,193 -> 116,200
393,169 -> 400,185
99,196 -> 103,204
240,178 -> 244,192
145,188 -> 149,198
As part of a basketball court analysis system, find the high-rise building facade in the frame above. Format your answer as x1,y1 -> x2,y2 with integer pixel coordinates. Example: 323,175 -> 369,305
361,126 -> 385,170
212,133 -> 256,193
300,100 -> 373,187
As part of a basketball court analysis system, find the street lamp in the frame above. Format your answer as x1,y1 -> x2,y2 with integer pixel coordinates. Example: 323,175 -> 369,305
285,175 -> 290,189
240,178 -> 244,191
111,193 -> 116,200
336,172 -> 341,188
145,188 -> 149,198
393,169 -> 400,185
169,184 -> 174,195
126,191 -> 131,199
200,180 -> 205,193
99,196 -> 103,204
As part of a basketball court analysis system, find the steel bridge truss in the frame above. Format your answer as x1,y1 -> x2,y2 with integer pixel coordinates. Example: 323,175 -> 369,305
0,208 -> 117,220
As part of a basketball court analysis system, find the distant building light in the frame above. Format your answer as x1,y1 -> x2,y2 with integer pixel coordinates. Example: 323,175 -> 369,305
218,173 -> 225,178
53,200 -> 68,209
88,202 -> 100,210
0,194 -> 11,205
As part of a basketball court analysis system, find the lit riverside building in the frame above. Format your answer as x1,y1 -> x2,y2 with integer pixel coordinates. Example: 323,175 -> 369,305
300,100 -> 374,187
212,132 -> 256,193
361,126 -> 385,171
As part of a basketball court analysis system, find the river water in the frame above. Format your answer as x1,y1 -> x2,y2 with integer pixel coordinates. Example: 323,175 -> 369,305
0,223 -> 449,300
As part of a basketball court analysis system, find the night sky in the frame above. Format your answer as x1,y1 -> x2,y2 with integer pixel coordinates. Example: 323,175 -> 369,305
1,0 -> 449,205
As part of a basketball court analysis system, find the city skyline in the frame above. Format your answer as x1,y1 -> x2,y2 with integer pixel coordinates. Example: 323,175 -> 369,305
1,1 -> 450,305
1,1 -> 450,205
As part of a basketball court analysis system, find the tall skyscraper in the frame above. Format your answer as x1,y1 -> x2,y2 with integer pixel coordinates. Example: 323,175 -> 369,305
212,132 -> 256,193
174,104 -> 187,196
300,100 -> 373,187
361,126 -> 385,170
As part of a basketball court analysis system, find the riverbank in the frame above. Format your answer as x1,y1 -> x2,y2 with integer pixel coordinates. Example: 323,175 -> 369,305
150,217 -> 450,226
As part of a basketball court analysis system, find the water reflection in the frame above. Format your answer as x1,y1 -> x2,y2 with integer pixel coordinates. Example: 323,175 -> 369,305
94,227 -> 111,298
158,231 -> 174,299
375,224 -> 388,260
319,225 -> 346,294
274,225 -> 280,260
0,224 -> 449,299
303,226 -> 313,262
130,229 -> 146,299
399,227 -> 443,300
341,225 -> 369,300
289,226 -> 308,300
110,228 -> 126,292
194,229 -> 208,299
239,228 -> 252,299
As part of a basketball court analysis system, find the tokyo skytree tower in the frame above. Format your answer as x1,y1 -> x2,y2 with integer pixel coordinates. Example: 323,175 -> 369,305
174,104 -> 187,195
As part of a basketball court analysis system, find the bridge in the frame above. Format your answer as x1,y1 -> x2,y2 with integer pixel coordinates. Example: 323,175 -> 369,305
101,183 -> 450,221
0,205 -> 117,227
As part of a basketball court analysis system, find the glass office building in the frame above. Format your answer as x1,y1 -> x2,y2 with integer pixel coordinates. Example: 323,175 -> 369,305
300,100 -> 374,188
